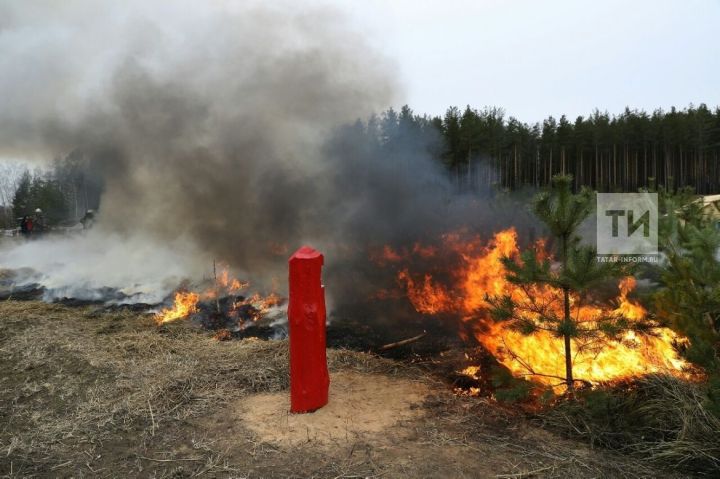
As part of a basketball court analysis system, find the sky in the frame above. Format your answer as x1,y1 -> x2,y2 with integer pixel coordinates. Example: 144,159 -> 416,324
331,0 -> 720,123
1,0 -> 718,169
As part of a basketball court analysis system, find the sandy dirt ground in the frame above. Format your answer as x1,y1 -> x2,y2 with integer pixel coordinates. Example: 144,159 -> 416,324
238,371 -> 431,444
0,301 -> 678,478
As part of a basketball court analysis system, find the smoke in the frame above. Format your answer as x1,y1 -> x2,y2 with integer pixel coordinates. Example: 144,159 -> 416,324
0,232 -> 209,304
0,1 -> 538,304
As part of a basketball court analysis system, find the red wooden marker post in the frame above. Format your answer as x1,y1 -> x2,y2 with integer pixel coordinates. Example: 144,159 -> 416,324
288,246 -> 329,413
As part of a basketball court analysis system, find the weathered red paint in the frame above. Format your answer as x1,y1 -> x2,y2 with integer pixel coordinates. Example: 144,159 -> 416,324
288,246 -> 329,413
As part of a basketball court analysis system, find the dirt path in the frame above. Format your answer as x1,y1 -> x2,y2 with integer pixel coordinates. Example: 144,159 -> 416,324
0,301 -> 675,478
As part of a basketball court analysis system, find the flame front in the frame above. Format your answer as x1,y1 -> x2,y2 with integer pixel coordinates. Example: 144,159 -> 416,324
396,269 -> 453,314
394,228 -> 692,388
155,291 -> 200,324
154,267 -> 279,326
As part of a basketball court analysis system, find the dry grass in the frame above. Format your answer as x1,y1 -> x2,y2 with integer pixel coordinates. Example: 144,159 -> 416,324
539,374 -> 720,475
0,301 -> 289,476
416,390 -> 678,479
0,300 -> 685,478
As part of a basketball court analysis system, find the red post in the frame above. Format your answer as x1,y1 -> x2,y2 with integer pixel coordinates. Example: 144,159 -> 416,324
288,246 -> 329,413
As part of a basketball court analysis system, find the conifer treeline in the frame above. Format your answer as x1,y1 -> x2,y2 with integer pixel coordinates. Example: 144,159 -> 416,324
367,104 -> 720,193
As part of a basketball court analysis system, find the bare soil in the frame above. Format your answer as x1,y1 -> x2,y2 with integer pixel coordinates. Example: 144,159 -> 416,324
238,371 -> 431,445
0,301 -> 678,478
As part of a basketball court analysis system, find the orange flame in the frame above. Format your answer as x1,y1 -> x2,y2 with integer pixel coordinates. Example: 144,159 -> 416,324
231,292 -> 283,322
155,291 -> 200,324
394,228 -> 692,388
154,266 -> 280,326
217,268 -> 247,292
396,269 -> 453,314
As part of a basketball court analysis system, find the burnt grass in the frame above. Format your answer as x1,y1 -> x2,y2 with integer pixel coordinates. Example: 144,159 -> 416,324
326,299 -> 502,396
0,300 -> 691,478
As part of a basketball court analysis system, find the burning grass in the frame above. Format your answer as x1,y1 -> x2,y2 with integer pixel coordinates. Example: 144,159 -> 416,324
153,266 -> 283,329
0,300 -> 684,478
384,228 -> 694,389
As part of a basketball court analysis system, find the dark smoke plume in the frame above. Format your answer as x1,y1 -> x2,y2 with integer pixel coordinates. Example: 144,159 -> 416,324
0,2 -> 391,261
0,1 -> 537,303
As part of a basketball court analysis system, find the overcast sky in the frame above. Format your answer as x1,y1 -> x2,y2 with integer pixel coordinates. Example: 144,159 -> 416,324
331,0 -> 720,123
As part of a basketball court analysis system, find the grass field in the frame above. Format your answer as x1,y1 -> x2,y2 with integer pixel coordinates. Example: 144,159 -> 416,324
0,301 -> 680,478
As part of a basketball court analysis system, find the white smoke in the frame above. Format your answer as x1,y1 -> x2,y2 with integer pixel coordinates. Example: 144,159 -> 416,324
0,229 -> 211,304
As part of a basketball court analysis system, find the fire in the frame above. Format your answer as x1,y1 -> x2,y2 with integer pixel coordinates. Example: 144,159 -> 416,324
393,228 -> 692,389
371,243 -> 437,266
396,269 -> 453,314
231,292 -> 283,322
155,291 -> 200,324
154,266 -> 281,327
460,365 -> 481,379
218,268 -> 247,292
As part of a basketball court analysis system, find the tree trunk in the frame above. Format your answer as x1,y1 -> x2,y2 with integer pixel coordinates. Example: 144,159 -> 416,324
594,143 -> 599,189
549,148 -> 553,183
563,287 -> 574,390
560,234 -> 574,390
467,148 -> 472,190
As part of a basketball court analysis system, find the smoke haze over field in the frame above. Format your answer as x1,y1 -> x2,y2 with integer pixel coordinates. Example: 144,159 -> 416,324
0,1 -> 392,263
0,232 -> 210,304
0,1 -> 538,302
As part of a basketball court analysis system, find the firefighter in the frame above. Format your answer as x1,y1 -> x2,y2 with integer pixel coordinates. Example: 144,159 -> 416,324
19,215 -> 33,238
80,209 -> 95,230
33,208 -> 46,235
